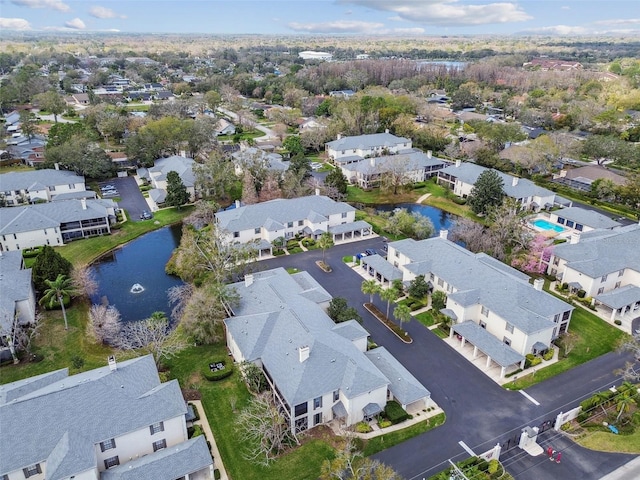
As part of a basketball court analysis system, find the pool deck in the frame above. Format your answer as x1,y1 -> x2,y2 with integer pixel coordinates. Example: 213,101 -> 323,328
527,213 -> 570,239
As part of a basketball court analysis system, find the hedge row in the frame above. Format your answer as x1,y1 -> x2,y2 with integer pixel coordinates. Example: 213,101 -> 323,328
384,400 -> 410,425
203,359 -> 234,381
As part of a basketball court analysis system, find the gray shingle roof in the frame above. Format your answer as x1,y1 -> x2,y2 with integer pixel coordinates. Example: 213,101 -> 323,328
553,207 -> 621,229
453,321 -> 525,367
101,436 -> 212,480
215,195 -> 354,234
346,150 -> 448,174
0,250 -> 32,331
439,162 -> 554,199
150,155 -> 196,187
224,268 -> 389,406
365,347 -> 431,406
553,224 -> 640,277
595,285 -> 640,309
0,169 -> 85,192
361,254 -> 403,281
0,355 -> 187,478
328,220 -> 372,235
326,132 -> 411,151
0,199 -> 111,235
392,237 -> 571,334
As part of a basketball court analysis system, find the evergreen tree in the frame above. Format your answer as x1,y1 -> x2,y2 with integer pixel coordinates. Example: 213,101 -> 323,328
32,246 -> 72,293
467,170 -> 505,215
324,168 -> 348,195
165,170 -> 190,209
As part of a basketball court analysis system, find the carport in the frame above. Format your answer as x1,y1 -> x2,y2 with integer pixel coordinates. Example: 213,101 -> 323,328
329,220 -> 372,242
361,254 -> 403,286
451,321 -> 525,379
595,285 -> 640,322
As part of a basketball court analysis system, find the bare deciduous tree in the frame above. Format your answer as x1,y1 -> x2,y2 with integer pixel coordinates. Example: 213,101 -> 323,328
320,435 -> 401,480
167,283 -> 194,324
236,391 -> 297,465
117,313 -> 186,367
89,304 -> 121,344
71,265 -> 98,298
616,329 -> 640,381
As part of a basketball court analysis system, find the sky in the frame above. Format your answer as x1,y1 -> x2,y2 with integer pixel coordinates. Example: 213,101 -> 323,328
1,0 -> 639,36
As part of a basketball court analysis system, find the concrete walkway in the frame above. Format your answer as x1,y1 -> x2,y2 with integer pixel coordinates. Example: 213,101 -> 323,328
416,193 -> 431,204
191,400 -> 229,480
600,455 -> 640,480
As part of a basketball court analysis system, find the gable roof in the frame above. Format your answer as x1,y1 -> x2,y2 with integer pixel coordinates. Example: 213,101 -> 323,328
224,268 -> 389,406
553,207 -> 621,230
150,155 -> 196,187
326,132 -> 411,151
0,355 -> 187,478
0,251 -> 33,331
0,169 -> 85,192
344,150 -> 449,175
215,195 -> 353,234
552,223 -> 640,277
392,237 -> 572,334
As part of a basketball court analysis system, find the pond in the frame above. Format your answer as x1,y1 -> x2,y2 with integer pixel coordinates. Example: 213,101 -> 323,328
89,225 -> 184,322
375,203 -> 458,234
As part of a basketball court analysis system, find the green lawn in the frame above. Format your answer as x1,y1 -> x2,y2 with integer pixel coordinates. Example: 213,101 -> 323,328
363,413 -> 445,456
578,428 -> 640,453
56,206 -> 193,267
415,311 -> 437,327
504,307 -> 628,390
165,346 -> 336,480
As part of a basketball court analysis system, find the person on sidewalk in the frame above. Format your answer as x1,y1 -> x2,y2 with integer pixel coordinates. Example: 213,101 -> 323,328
556,451 -> 562,464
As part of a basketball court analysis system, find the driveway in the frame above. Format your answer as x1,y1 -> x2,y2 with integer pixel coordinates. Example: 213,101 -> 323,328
260,240 -> 637,480
101,176 -> 149,222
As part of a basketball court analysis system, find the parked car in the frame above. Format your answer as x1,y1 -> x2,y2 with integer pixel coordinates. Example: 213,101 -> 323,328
100,184 -> 115,191
365,249 -> 377,256
102,190 -> 118,197
140,210 -> 153,220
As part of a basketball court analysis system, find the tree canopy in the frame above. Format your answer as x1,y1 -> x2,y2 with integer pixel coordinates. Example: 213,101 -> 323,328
467,170 -> 505,215
32,246 -> 72,293
165,170 -> 190,209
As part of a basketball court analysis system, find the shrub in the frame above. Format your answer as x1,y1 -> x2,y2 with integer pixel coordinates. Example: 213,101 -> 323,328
355,421 -> 372,433
542,350 -> 554,361
203,359 -> 234,381
577,289 -> 586,298
615,319 -> 622,326
561,282 -> 569,290
214,469 -> 221,480
384,400 -> 409,424
378,419 -> 392,428
189,424 -> 204,438
530,356 -> 542,367
188,402 -> 200,421
71,355 -> 85,369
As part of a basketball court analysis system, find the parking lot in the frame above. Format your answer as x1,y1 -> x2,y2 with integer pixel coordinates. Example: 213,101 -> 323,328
98,176 -> 149,222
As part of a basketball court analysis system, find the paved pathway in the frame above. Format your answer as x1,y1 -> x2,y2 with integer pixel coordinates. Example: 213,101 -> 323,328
415,193 -> 431,204
191,400 -> 229,480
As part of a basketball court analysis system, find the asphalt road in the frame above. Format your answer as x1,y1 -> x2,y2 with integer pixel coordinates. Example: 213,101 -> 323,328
260,238 -> 637,480
103,176 -> 149,222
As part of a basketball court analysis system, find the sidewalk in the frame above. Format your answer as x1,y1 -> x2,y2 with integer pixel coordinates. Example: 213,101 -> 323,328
600,456 -> 640,480
191,400 -> 229,480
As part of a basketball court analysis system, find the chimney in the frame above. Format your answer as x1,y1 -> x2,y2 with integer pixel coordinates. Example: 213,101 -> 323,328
427,150 -> 432,159
244,273 -> 254,287
54,162 -> 60,170
81,197 -> 87,210
108,355 -> 117,371
439,229 -> 449,240
370,157 -> 375,167
336,133 -> 342,140
455,159 -> 461,168
315,188 -> 320,196
512,176 -> 519,186
235,199 -> 240,209
179,150 -> 186,158
299,345 -> 310,363
533,278 -> 544,292
385,128 -> 389,134
570,232 -> 581,244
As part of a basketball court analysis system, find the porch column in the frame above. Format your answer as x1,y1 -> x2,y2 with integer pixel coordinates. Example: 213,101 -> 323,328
610,309 -> 617,322
520,358 -> 526,369
460,337 -> 466,347
472,345 -> 478,359
449,328 -> 454,339
500,366 -> 506,379
485,355 -> 492,368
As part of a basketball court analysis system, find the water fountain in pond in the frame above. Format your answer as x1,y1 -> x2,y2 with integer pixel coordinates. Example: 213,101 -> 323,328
130,283 -> 145,294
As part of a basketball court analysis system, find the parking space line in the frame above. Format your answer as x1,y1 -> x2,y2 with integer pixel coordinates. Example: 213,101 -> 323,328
519,390 -> 540,405
459,440 -> 476,456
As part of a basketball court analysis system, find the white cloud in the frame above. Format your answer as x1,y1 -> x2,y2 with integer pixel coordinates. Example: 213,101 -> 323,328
340,0 -> 532,26
11,0 -> 70,12
288,20 -> 384,33
593,18 -> 640,26
89,5 -> 126,19
0,17 -> 32,30
65,17 -> 86,29
561,6 -> 570,10
521,25 -> 588,35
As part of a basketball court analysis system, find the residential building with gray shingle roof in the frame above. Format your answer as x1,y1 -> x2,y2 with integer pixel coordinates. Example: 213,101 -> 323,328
438,160 -> 557,212
548,206 -> 622,232
0,198 -> 115,252
224,268 -> 432,432
137,155 -> 196,211
0,355 -> 214,480
548,223 -> 640,321
0,251 -> 35,357
385,233 -> 574,378
326,132 -> 412,162
0,168 -> 86,205
214,194 -> 372,256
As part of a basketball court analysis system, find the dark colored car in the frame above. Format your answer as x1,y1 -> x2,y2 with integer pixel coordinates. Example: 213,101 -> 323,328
140,210 -> 153,220
365,248 -> 377,256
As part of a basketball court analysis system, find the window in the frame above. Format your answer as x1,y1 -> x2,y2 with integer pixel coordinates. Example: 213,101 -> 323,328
254,227 -> 261,234
104,456 -> 120,469
333,390 -> 339,402
341,212 -> 347,218
314,413 -> 322,425
23,464 -> 42,478
563,311 -> 570,320
481,306 -> 489,317
295,417 -> 308,432
479,321 -> 486,329
294,402 -> 308,417
100,438 -> 116,452
576,224 -> 583,231
554,314 -> 560,323
557,217 -> 565,225
503,337 -> 511,347
597,287 -> 604,295
149,421 -> 164,435
618,269 -> 625,277
233,231 -> 239,238
505,322 -> 514,333
437,278 -> 444,287
615,281 -> 621,289
601,274 -> 608,283
1,474 -> 8,480
429,273 -> 434,281
553,257 -> 559,266
153,439 -> 167,451
566,220 -> 574,228
287,221 -> 293,228
394,250 -> 399,257
298,220 -> 304,226
314,396 -> 323,409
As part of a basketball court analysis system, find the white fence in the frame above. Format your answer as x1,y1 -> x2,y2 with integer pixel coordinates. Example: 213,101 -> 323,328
554,406 -> 582,431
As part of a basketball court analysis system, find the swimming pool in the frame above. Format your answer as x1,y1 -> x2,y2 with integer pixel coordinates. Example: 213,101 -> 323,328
532,219 -> 565,233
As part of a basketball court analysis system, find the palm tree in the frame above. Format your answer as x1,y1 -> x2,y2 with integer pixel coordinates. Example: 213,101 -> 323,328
318,232 -> 334,262
380,287 -> 399,320
393,304 -> 412,327
39,274 -> 75,330
592,390 -> 612,416
361,279 -> 381,304
615,390 -> 636,422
